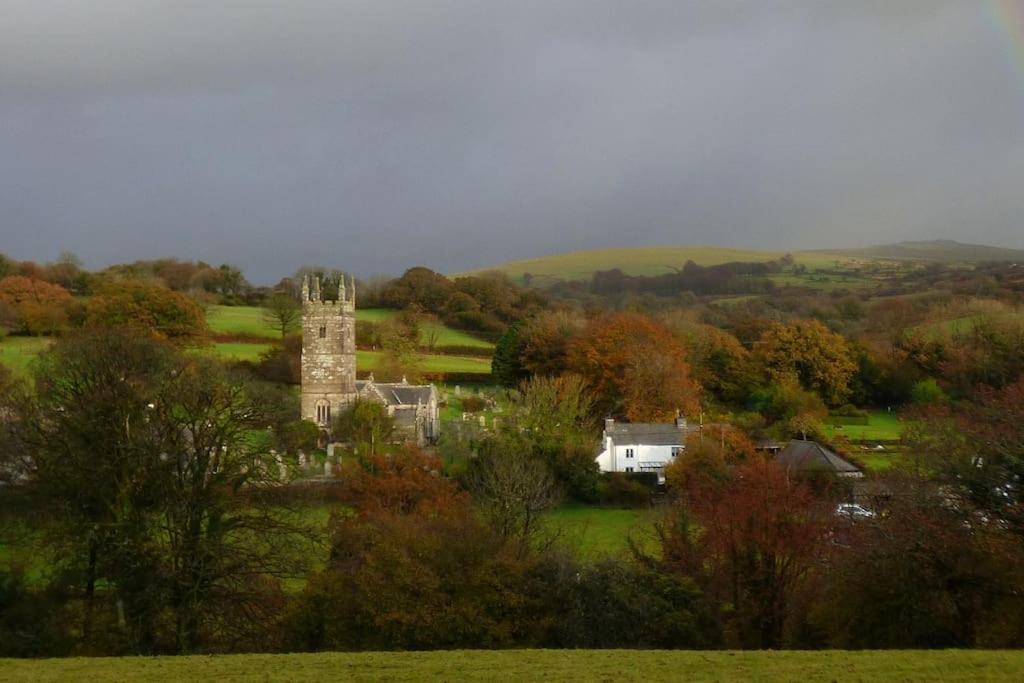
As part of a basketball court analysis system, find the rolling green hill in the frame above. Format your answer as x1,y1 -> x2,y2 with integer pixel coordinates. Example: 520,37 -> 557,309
2,649 -> 1021,681
819,240 -> 1024,263
455,245 -> 790,283
458,240 -> 1024,285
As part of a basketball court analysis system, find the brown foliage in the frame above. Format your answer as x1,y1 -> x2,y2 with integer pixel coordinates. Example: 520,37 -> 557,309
568,312 -> 700,421
0,275 -> 72,306
653,457 -> 830,648
338,446 -> 469,517
755,319 -> 856,406
84,280 -> 206,340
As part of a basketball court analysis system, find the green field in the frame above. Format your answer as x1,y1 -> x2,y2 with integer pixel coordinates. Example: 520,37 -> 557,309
0,336 -> 51,377
823,410 -> 905,442
454,245 -> 881,284
2,337 -> 491,377
208,305 -> 493,349
3,649 -> 1021,682
208,342 -> 492,374
543,503 -> 650,559
853,451 -> 912,472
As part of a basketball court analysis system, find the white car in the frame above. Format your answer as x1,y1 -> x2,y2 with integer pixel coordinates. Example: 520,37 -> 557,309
835,503 -> 876,520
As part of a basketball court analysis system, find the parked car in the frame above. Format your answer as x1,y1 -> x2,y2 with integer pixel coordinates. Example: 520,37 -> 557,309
835,503 -> 876,520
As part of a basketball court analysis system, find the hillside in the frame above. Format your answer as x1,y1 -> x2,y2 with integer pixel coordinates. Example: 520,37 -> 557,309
3,650 -> 1021,682
458,240 -> 1024,284
813,240 -> 1024,263
456,246 -> 792,283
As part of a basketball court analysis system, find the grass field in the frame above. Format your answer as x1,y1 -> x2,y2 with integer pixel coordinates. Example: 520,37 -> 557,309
207,305 -> 493,349
0,336 -> 52,377
543,503 -> 650,559
823,410 -> 905,442
454,245 -> 884,284
3,649 -> 1021,681
207,342 -> 492,374
853,451 -> 912,472
457,245 -> 789,283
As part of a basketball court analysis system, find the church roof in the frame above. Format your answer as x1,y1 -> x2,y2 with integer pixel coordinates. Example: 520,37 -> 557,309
356,380 -> 435,407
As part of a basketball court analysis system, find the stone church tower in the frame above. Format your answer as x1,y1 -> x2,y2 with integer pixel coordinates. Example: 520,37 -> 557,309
300,274 -> 357,428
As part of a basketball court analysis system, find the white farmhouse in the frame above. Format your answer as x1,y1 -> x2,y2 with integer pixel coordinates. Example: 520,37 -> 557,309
595,417 -> 690,482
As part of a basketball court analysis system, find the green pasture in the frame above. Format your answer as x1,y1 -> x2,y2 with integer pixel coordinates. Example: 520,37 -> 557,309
543,503 -> 650,559
823,410 -> 905,442
853,451 -> 912,472
0,336 -> 52,377
768,272 -> 878,291
457,245 -> 789,283
207,342 -> 492,374
454,245 -> 891,284
207,305 -> 493,349
4,649 -> 1021,682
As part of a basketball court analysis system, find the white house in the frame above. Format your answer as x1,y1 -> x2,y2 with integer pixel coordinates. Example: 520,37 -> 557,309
595,417 -> 690,483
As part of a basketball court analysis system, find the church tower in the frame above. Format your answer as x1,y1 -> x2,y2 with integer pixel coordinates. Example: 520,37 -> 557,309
300,274 -> 357,429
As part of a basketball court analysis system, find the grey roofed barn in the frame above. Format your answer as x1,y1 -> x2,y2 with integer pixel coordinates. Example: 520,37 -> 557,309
776,440 -> 862,477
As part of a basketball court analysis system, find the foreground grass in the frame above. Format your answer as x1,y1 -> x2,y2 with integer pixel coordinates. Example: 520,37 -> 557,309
3,649 -> 1021,682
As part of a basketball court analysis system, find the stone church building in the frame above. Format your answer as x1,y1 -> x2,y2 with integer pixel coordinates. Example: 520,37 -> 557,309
300,275 -> 440,445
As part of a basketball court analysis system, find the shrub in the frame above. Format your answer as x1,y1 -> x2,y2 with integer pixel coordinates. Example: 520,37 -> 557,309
599,472 -> 651,508
460,395 -> 488,413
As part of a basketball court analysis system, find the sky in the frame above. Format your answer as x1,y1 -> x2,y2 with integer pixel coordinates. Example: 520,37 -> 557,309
2,0 -> 1023,283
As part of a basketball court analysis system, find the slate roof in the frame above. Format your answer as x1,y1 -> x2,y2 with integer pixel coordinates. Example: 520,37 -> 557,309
356,381 -> 434,407
776,440 -> 861,475
606,423 -> 687,446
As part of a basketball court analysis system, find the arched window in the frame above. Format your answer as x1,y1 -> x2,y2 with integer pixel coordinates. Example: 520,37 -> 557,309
315,399 -> 331,425
319,325 -> 327,338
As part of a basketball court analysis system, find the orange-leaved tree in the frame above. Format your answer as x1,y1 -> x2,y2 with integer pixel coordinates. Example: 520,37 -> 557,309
569,312 -> 700,421
755,319 -> 856,406
337,445 -> 469,518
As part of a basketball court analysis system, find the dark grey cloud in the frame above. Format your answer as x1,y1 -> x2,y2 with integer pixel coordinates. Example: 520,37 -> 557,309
1,1 -> 1022,282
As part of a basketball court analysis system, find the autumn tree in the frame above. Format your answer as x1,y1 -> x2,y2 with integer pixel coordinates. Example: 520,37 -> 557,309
287,508 -> 537,651
649,457 -> 830,648
518,310 -> 585,377
814,483 -> 1024,648
569,312 -> 700,421
85,280 -> 206,341
338,446 -> 468,517
755,319 -> 856,406
0,275 -> 72,334
909,378 -> 1024,537
675,323 -> 757,406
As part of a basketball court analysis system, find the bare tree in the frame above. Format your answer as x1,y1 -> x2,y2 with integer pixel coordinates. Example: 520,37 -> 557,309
466,436 -> 561,555
262,292 -> 301,338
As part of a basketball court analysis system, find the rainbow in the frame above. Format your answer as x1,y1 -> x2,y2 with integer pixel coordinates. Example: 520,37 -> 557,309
985,0 -> 1024,80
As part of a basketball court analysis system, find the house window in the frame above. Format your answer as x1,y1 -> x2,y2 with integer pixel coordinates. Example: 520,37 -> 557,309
625,448 -> 634,459
671,446 -> 682,457
319,325 -> 327,338
625,466 -> 634,473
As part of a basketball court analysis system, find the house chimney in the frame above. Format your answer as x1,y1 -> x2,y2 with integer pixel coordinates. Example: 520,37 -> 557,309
604,417 -> 615,433
674,410 -> 687,430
